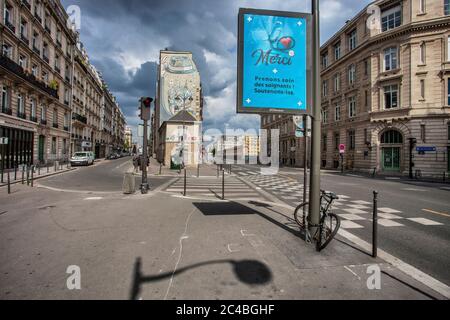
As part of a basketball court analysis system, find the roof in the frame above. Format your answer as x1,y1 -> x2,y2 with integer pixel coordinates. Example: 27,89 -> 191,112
167,110 -> 197,123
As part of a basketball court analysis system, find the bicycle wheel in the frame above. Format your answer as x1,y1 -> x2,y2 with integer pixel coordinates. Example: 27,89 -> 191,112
316,213 -> 341,252
294,202 -> 309,229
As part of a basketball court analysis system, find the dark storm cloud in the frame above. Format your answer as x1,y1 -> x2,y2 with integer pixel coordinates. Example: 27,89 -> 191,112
62,0 -> 372,137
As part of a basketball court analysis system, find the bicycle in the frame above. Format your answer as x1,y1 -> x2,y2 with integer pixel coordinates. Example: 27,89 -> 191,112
294,190 -> 341,252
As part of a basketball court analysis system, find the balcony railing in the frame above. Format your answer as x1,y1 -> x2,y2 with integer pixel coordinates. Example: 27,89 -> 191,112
64,126 -> 69,132
22,0 -> 31,11
55,66 -> 60,73
64,100 -> 69,106
45,25 -> 51,34
56,39 -> 62,47
0,54 -> 58,99
52,123 -> 59,129
72,113 -> 87,124
34,13 -> 42,24
43,55 -> 49,63
30,115 -> 38,122
17,111 -> 26,119
40,119 -> 47,125
1,107 -> 13,115
33,46 -> 41,55
20,34 -> 29,45
5,20 -> 16,33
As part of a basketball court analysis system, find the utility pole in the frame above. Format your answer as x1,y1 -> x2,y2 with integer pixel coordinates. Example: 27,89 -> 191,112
303,115 -> 309,211
139,97 -> 153,194
309,0 -> 321,241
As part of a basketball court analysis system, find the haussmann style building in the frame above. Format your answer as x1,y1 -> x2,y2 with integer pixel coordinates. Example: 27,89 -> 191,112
262,0 -> 450,178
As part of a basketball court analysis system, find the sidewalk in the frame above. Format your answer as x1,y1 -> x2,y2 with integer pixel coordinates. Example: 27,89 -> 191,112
0,183 -> 446,300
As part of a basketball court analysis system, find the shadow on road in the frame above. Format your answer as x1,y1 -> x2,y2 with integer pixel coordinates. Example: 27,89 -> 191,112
129,257 -> 272,300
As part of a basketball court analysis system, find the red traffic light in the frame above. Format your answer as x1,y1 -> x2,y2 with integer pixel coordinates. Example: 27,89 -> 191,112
142,97 -> 153,108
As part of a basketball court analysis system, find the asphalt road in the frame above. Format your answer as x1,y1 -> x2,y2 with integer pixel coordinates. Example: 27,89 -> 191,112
38,156 -> 170,192
231,164 -> 450,286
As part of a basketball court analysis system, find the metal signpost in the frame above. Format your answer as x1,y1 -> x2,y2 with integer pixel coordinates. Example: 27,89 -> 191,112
339,144 -> 345,173
139,97 -> 153,194
0,137 -> 8,184
237,5 -> 321,243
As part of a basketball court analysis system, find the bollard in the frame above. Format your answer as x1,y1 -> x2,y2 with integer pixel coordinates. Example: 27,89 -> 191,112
222,168 -> 225,200
159,163 -> 162,175
38,165 -> 40,176
26,166 -> 30,186
122,172 -> 136,194
183,168 -> 187,196
7,170 -> 11,194
197,164 -> 200,178
47,163 -> 49,173
444,172 -> 446,183
0,168 -> 3,184
217,165 -> 219,178
14,165 -> 17,181
31,166 -> 34,187
229,164 -> 232,175
372,167 -> 376,178
21,166 -> 25,184
372,191 -> 378,258
54,162 -> 57,172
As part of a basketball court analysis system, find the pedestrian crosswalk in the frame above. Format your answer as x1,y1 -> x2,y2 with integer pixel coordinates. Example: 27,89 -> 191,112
239,173 -> 444,230
164,176 -> 265,200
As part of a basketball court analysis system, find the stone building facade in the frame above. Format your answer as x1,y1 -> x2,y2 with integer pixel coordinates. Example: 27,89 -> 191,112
262,0 -> 450,177
0,0 -> 126,169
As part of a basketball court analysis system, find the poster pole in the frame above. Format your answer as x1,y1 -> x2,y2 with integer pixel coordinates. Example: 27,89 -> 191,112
308,0 -> 321,245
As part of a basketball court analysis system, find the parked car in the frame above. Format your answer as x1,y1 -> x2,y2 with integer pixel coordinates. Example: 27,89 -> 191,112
70,152 -> 95,166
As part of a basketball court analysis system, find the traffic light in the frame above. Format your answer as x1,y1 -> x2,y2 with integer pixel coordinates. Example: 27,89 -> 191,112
139,97 -> 153,120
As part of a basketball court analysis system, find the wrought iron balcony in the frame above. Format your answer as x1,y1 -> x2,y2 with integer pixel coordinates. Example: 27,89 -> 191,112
43,55 -> 49,63
72,113 -> 87,124
53,123 -> 59,129
33,46 -> 41,55
40,119 -> 47,125
5,20 -> 16,33
20,34 -> 29,45
0,54 -> 58,99
17,111 -> 26,119
1,107 -> 12,115
45,25 -> 51,34
64,126 -> 69,132
22,0 -> 31,11
30,116 -> 38,122
34,13 -> 42,24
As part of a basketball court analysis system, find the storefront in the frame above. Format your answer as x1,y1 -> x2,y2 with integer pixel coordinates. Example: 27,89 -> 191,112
0,125 -> 34,169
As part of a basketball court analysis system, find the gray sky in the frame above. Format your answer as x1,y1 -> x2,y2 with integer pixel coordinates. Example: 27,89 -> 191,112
62,0 -> 372,141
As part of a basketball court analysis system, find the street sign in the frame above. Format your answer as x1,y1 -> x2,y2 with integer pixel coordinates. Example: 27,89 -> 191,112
0,137 -> 8,145
237,8 -> 312,115
339,144 -> 345,154
416,146 -> 436,153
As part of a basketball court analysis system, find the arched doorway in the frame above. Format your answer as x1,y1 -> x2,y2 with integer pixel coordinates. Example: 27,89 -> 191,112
380,130 -> 403,172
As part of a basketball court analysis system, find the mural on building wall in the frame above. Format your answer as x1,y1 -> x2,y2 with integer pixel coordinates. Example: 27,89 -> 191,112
159,52 -> 201,127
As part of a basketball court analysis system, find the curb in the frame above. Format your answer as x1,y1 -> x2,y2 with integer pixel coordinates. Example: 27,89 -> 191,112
0,167 -> 77,188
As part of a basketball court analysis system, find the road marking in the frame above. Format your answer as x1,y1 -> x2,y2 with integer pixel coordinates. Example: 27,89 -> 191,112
84,197 -> 103,200
338,228 -> 450,299
422,209 -> 450,218
378,207 -> 402,214
402,188 -> 427,192
344,266 -> 362,280
340,220 -> 364,229
377,219 -> 404,227
227,244 -> 240,253
407,218 -> 443,226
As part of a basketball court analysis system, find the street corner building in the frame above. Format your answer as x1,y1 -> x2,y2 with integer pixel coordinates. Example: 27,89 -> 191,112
152,50 -> 204,168
262,0 -> 450,178
0,0 -> 126,170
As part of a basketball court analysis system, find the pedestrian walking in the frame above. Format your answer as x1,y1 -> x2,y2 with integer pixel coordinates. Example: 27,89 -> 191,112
133,155 -> 139,173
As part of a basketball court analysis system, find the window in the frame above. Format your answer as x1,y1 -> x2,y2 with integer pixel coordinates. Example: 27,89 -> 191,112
364,129 -> 369,144
334,42 -> 341,60
32,31 -> 39,49
51,137 -> 57,155
419,0 -> 426,13
335,104 -> 341,121
348,96 -> 356,118
419,42 -> 426,64
334,133 -> 340,150
55,54 -> 60,70
384,84 -> 399,109
365,90 -> 369,109
322,53 -> 329,69
334,73 -> 340,92
448,79 -> 450,105
20,18 -> 28,38
421,124 -> 426,142
42,71 -> 48,83
31,98 -> 36,118
381,130 -> 403,144
4,2 -> 13,25
348,130 -> 356,150
446,0 -> 450,15
420,79 -> 425,100
381,6 -> 401,32
322,135 -> 327,152
322,109 -> 328,124
17,93 -> 24,116
348,29 -> 357,51
1,86 -> 9,112
447,36 -> 450,61
384,47 -> 398,71
32,64 -> 38,77
19,55 -> 27,68
2,42 -> 13,59
364,59 -> 369,76
40,105 -> 46,121
322,80 -> 328,97
348,64 -> 356,85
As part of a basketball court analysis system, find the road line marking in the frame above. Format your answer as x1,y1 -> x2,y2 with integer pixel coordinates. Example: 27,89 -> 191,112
84,197 -> 103,200
407,218 -> 443,226
422,209 -> 450,218
338,228 -> 450,299
344,266 -> 361,280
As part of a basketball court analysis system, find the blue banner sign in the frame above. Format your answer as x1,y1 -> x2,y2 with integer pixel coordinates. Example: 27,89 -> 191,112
416,146 -> 436,152
237,8 -> 311,115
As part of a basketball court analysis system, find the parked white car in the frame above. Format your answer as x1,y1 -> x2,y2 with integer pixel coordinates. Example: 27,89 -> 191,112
70,152 -> 95,166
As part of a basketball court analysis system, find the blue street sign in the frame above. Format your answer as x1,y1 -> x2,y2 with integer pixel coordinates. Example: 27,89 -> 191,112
237,8 -> 311,115
416,146 -> 436,152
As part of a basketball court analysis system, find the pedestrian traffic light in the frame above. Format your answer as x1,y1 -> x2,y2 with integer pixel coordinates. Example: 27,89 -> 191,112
139,97 -> 153,120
